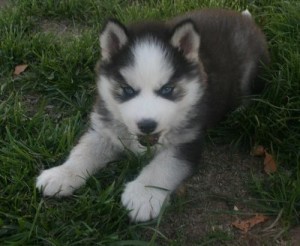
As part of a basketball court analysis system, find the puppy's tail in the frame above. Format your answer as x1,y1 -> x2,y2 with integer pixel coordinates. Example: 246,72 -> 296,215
241,9 -> 252,18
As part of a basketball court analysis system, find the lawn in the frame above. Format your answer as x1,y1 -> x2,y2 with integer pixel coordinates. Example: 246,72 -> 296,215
0,0 -> 299,245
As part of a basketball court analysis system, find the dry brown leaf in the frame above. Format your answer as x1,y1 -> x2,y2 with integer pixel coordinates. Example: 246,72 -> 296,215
264,152 -> 277,174
14,64 -> 28,76
251,145 -> 265,157
250,146 -> 277,174
232,214 -> 268,233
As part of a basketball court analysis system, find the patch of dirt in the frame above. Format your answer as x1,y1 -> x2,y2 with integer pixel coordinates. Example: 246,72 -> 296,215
0,0 -> 8,8
22,93 -> 64,122
149,145 -> 290,245
289,226 -> 300,246
39,19 -> 87,37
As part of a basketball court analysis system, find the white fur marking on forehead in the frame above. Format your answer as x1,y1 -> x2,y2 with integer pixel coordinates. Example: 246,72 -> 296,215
121,38 -> 174,89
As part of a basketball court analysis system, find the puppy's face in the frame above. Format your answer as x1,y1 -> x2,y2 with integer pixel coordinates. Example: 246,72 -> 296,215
97,20 -> 206,146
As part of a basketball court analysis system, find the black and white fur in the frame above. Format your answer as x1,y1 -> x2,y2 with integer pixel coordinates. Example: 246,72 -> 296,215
36,9 -> 269,222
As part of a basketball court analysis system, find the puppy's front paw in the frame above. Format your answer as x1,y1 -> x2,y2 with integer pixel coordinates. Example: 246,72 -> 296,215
36,165 -> 85,197
121,180 -> 169,222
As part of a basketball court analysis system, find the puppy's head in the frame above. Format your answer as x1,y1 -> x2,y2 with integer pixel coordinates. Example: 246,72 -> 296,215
96,19 -> 206,146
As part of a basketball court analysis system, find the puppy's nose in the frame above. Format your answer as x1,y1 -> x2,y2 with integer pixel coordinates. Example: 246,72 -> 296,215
137,119 -> 157,134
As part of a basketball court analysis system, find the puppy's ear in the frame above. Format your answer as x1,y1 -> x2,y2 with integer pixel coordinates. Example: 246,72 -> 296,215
170,20 -> 200,62
100,19 -> 128,61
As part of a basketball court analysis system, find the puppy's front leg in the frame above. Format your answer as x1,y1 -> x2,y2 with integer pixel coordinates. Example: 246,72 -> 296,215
36,127 -> 121,197
121,147 -> 193,222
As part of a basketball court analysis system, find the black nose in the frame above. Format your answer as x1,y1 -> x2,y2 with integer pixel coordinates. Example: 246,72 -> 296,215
137,119 -> 157,134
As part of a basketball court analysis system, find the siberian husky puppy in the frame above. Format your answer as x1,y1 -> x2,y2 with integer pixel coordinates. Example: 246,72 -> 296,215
36,9 -> 269,222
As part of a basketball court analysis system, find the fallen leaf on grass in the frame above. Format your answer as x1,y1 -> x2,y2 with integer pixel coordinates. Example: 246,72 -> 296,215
251,145 -> 265,157
250,145 -> 277,174
264,152 -> 277,174
14,64 -> 28,76
232,214 -> 268,233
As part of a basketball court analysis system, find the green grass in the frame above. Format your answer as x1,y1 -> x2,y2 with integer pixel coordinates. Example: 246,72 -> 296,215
0,0 -> 299,244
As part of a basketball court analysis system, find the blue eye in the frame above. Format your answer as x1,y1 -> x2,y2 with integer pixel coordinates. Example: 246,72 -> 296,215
116,85 -> 139,102
122,86 -> 135,97
159,85 -> 174,96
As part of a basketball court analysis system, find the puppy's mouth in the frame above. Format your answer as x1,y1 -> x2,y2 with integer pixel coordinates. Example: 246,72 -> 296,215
137,133 -> 160,147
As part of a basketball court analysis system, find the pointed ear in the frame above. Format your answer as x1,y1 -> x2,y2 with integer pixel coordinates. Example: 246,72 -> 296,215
170,21 -> 200,62
100,19 -> 128,61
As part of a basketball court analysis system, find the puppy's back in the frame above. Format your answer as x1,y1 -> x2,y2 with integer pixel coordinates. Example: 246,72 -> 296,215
169,9 -> 269,127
